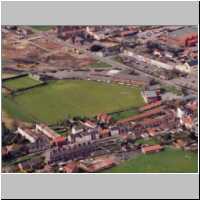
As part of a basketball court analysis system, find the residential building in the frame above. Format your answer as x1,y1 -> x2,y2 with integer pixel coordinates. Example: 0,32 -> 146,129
79,157 -> 116,172
63,162 -> 78,173
71,126 -> 84,135
110,127 -> 120,136
97,113 -> 112,124
180,116 -> 193,129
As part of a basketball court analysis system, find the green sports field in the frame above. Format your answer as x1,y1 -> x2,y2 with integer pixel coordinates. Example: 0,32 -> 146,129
104,147 -> 198,173
3,80 -> 145,124
3,76 -> 41,91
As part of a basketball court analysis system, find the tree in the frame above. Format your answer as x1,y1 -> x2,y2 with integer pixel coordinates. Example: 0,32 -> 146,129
160,88 -> 166,94
181,87 -> 188,95
149,78 -> 159,86
2,122 -> 9,138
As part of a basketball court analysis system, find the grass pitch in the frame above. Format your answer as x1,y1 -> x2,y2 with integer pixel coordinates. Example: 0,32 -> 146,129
3,76 -> 41,91
3,80 -> 144,124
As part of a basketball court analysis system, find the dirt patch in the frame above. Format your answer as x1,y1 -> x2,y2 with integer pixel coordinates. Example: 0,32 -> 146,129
2,111 -> 33,130
2,111 -> 17,130
2,88 -> 12,96
32,37 -> 64,50
2,30 -> 95,73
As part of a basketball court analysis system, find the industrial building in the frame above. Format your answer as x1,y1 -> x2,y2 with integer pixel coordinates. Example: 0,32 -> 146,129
17,127 -> 40,143
36,124 -> 59,140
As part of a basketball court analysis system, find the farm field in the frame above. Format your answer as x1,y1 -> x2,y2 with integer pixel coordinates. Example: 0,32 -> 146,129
3,80 -> 145,124
3,76 -> 41,91
104,147 -> 198,173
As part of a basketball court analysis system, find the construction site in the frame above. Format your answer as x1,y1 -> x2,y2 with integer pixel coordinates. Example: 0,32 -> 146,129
2,26 -> 96,74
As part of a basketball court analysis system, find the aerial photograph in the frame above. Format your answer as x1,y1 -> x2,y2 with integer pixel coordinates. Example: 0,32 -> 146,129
1,25 -> 198,173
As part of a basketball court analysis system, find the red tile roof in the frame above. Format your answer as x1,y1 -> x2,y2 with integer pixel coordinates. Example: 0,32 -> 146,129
63,162 -> 78,173
186,101 -> 198,112
141,145 -> 163,154
139,101 -> 162,112
182,116 -> 193,127
146,128 -> 158,136
90,159 -> 115,172
97,113 -> 112,123
53,136 -> 66,144
79,158 -> 115,172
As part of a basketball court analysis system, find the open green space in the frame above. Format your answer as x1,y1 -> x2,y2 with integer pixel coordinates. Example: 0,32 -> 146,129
104,147 -> 198,173
2,80 -> 144,124
3,76 -> 41,91
30,26 -> 53,32
2,95 -> 37,122
111,109 -> 138,121
135,138 -> 159,145
113,56 -> 124,64
88,61 -> 112,68
162,85 -> 183,96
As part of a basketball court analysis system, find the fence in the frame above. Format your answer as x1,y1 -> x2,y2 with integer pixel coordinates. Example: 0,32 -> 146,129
2,73 -> 28,82
12,82 -> 48,96
108,106 -> 138,116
